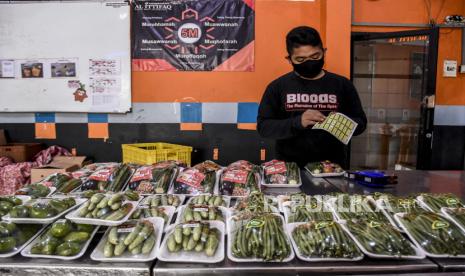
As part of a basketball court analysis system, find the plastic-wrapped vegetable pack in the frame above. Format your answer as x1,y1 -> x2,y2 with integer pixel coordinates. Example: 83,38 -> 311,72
81,163 -> 132,192
143,194 -> 183,207
305,160 -> 343,175
179,204 -> 224,222
420,193 -> 463,212
332,194 -> 388,222
219,169 -> 259,197
374,193 -> 423,214
287,204 -> 334,223
230,213 -> 292,261
226,160 -> 260,174
0,222 -> 42,254
173,161 -> 221,195
443,207 -> 465,229
189,194 -> 228,207
397,212 -> 465,256
166,221 -> 220,257
345,219 -> 417,257
127,161 -> 178,194
39,173 -> 81,193
103,220 -> 156,257
234,192 -> 278,213
131,206 -> 170,223
292,221 -> 362,259
262,160 -> 299,184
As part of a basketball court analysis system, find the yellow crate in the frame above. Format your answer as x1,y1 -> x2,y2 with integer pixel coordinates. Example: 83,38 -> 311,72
122,143 -> 193,166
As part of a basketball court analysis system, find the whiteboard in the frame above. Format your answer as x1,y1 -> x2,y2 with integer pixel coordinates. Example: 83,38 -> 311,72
0,1 -> 131,113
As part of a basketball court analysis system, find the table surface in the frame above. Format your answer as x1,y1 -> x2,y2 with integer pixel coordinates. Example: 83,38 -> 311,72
2,170 -> 465,276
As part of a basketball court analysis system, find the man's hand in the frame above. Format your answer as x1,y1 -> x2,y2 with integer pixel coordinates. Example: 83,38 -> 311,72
301,109 -> 326,128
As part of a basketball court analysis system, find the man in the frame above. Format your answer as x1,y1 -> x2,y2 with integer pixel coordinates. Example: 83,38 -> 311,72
257,26 -> 367,167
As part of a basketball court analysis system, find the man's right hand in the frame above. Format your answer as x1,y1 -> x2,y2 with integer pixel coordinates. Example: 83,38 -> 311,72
301,109 -> 326,128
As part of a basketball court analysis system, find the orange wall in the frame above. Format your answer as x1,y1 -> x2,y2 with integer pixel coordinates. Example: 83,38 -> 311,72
353,0 -> 465,106
133,0 -> 351,103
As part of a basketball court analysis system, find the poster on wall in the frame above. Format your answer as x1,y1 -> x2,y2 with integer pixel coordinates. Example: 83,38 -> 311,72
132,0 -> 255,71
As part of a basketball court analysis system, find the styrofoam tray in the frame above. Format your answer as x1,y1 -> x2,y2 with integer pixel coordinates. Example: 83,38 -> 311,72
394,212 -> 465,258
90,217 -> 164,262
2,198 -> 87,224
339,222 -> 425,260
261,167 -> 302,188
286,222 -> 363,262
141,194 -> 186,209
125,168 -> 180,196
186,194 -> 231,208
282,201 -> 335,224
11,195 -> 32,205
168,169 -> 222,196
65,198 -> 141,226
0,224 -> 46,258
132,205 -> 176,227
305,166 -> 345,178
15,186 -> 57,198
441,207 -> 465,233
175,205 -> 230,225
277,194 -> 309,212
158,220 -> 225,263
21,224 -> 99,260
227,213 -> 295,262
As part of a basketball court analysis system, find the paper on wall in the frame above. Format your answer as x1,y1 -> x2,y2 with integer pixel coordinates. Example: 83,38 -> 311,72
0,60 -> 15,78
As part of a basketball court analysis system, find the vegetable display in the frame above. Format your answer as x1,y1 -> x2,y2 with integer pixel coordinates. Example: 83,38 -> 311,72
262,160 -> 299,184
166,221 -> 220,257
287,204 -> 334,223
131,206 -> 169,223
127,161 -> 178,194
375,194 -> 423,214
292,221 -> 362,259
9,198 -> 76,219
30,219 -> 95,256
173,161 -> 221,195
143,195 -> 183,207
443,208 -> 465,229
420,193 -> 463,212
233,192 -> 278,213
305,161 -> 343,175
0,196 -> 26,219
38,173 -> 81,193
15,184 -> 51,198
103,220 -> 156,257
81,163 -> 132,192
332,194 -> 388,222
77,191 -> 139,221
226,160 -> 260,174
0,222 -> 41,253
230,213 -> 291,261
219,168 -> 260,197
345,219 -> 417,257
179,204 -> 224,222
398,212 -> 465,256
189,194 -> 228,207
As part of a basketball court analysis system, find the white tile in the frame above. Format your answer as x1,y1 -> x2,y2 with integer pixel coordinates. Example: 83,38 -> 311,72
202,103 -> 237,123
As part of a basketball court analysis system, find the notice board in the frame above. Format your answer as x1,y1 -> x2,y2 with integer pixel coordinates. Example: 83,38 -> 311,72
0,1 -> 131,113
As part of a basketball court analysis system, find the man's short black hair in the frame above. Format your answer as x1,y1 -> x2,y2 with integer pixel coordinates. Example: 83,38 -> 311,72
286,26 -> 323,55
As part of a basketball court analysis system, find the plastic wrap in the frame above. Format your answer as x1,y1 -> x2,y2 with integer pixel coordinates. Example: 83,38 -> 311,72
285,200 -> 334,223
290,221 -> 362,260
305,160 -> 344,177
127,161 -> 178,194
176,204 -> 227,224
0,196 -> 31,219
130,206 -> 175,226
395,212 -> 465,257
229,212 -> 292,262
219,169 -> 260,197
173,161 -> 221,195
343,219 -> 419,258
81,163 -> 132,192
330,194 -> 388,222
38,173 -> 81,193
141,194 -> 184,208
261,160 -> 299,185
187,194 -> 230,207
15,183 -> 53,198
233,192 -> 278,213
374,193 -> 423,214
418,193 -> 463,212
0,222 -> 43,257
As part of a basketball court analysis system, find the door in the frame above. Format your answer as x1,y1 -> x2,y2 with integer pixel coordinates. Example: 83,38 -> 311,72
350,28 -> 438,170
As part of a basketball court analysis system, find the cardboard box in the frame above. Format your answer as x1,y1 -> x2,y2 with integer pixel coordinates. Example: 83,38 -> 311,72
0,143 -> 43,162
0,130 -> 6,146
31,156 -> 87,183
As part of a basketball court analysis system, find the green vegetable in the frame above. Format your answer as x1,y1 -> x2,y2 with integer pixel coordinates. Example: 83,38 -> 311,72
231,213 -> 291,261
50,220 -> 73,238
166,222 -> 219,256
63,232 -> 90,243
56,241 -> 81,256
0,237 -> 16,253
105,220 -> 157,257
421,193 -> 463,212
399,212 -> 465,256
182,204 -> 224,223
292,221 -> 362,259
9,205 -> 30,218
346,219 -> 416,256
234,192 -> 277,213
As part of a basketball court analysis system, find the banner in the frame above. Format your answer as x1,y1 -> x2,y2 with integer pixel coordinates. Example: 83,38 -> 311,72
132,0 -> 255,71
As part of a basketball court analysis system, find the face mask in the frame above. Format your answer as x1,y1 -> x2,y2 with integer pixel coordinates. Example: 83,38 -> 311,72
292,56 -> 324,79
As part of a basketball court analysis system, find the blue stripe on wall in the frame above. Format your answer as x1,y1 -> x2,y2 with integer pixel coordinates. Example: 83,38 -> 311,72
237,102 -> 259,123
88,113 -> 109,123
35,112 -> 55,123
181,103 -> 202,123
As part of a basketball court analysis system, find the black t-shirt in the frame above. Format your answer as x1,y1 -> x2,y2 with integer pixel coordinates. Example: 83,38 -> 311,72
257,71 -> 367,167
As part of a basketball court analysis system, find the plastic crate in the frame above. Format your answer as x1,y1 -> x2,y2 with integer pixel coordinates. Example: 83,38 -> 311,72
122,143 -> 193,166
